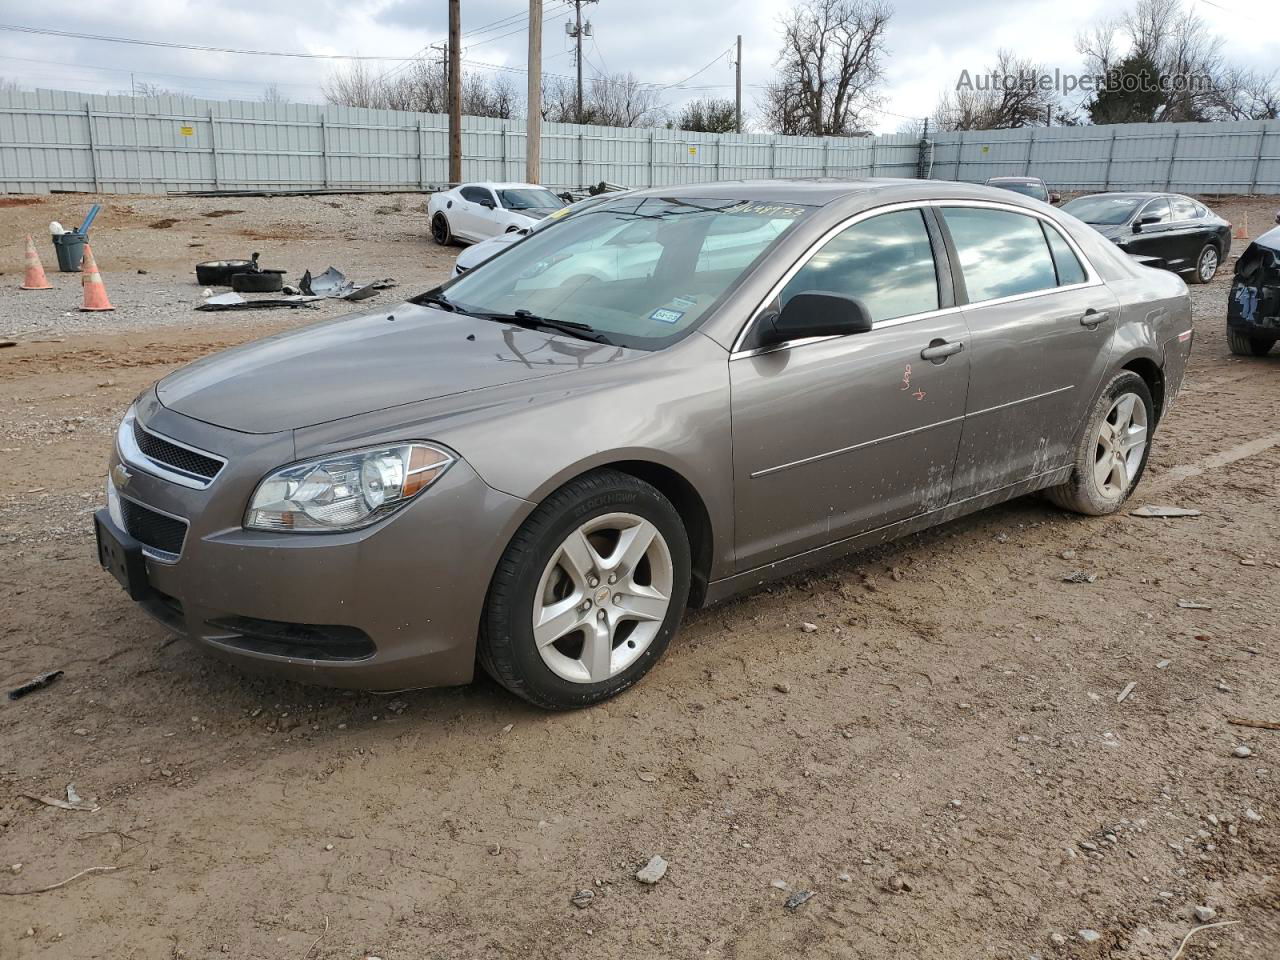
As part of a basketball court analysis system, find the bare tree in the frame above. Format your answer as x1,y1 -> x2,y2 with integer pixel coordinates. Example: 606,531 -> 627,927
324,59 -> 517,118
541,73 -> 665,127
758,0 -> 892,136
133,80 -> 181,98
261,83 -> 288,105
932,50 -> 1061,130
1217,68 -> 1280,121
674,97 -> 739,133
0,76 -> 21,94
1076,0 -> 1229,122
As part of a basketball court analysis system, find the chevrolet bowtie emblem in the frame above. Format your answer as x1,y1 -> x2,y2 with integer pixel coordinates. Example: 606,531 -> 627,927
111,463 -> 132,489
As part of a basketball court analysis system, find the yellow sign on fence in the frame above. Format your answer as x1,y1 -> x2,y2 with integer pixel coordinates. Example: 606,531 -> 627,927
179,126 -> 194,137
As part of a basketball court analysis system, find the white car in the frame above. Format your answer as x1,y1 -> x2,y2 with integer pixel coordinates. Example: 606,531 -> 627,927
428,182 -> 566,246
451,191 -> 632,278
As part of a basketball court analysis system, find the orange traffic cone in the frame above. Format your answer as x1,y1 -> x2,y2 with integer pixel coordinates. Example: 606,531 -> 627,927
19,234 -> 53,290
79,244 -> 114,312
1234,213 -> 1249,240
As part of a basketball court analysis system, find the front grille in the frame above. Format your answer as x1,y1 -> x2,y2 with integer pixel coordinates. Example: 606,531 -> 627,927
120,498 -> 188,557
132,418 -> 223,482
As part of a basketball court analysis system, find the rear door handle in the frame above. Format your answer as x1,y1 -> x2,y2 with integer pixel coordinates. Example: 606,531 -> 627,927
920,339 -> 963,363
1080,308 -> 1112,327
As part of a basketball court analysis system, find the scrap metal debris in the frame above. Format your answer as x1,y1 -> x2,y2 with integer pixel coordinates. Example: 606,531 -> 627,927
300,267 -> 397,301
0,864 -> 122,897
196,291 -> 319,312
785,890 -> 816,910
1117,681 -> 1137,703
1177,599 -> 1213,610
7,669 -> 63,701
1063,571 -> 1098,584
1130,505 -> 1202,518
22,784 -> 99,813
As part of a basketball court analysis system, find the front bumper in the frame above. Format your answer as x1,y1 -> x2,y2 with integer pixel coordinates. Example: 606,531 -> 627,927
100,394 -> 532,690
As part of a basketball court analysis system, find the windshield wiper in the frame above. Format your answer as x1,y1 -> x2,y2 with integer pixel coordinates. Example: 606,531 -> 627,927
473,308 -> 614,344
417,291 -> 456,312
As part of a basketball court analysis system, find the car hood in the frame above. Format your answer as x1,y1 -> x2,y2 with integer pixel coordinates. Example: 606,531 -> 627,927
456,232 -> 520,269
511,206 -> 562,220
156,301 -> 637,434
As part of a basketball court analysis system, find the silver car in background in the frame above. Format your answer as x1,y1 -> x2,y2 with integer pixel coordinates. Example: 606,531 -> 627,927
95,179 -> 1193,709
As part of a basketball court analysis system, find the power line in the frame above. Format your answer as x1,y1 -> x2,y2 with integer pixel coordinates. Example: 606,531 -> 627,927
0,23 -> 421,60
661,47 -> 732,90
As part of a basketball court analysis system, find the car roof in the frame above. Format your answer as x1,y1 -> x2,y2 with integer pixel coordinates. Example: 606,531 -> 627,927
624,177 -> 1051,207
986,176 -> 1045,185
1070,191 -> 1170,201
459,182 -> 555,191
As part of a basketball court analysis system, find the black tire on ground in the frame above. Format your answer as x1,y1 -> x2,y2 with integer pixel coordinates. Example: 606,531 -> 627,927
1046,370 -> 1155,516
431,212 -> 453,246
1227,327 -> 1276,357
1187,242 -> 1219,284
195,260 -> 252,286
479,469 -> 691,710
230,271 -> 284,293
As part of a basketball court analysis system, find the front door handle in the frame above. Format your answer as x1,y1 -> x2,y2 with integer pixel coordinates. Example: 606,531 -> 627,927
1081,308 -> 1112,327
920,339 -> 963,363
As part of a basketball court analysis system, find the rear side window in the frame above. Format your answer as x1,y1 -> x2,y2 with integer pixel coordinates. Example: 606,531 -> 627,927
942,207 -> 1057,302
1042,222 -> 1087,286
1170,198 -> 1197,221
780,209 -> 939,323
1139,198 -> 1171,223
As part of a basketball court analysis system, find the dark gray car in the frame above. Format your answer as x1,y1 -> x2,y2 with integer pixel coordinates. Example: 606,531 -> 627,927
95,179 -> 1194,709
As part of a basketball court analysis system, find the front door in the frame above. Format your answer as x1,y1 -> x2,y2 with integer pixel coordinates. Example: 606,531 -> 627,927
936,204 -> 1120,501
730,207 -> 971,571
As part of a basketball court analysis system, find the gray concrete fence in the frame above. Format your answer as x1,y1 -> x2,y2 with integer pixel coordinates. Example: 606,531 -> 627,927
2,88 -> 1277,195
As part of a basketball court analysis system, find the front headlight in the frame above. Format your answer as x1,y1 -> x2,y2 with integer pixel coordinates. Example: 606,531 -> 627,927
245,443 -> 454,532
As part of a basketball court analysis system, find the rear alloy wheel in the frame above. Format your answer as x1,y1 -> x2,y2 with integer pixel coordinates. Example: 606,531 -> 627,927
1227,327 -> 1276,357
480,470 -> 690,709
431,212 -> 453,246
1046,371 -> 1154,516
1188,243 -> 1219,284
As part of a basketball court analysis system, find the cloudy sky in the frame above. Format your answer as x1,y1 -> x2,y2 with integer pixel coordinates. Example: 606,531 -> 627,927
0,0 -> 1269,132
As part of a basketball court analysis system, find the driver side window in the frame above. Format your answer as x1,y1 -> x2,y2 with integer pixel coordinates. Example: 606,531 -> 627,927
779,209 -> 940,324
461,186 -> 494,206
1139,198 -> 1171,223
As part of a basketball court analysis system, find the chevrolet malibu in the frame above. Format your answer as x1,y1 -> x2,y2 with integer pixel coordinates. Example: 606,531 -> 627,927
96,179 -> 1193,709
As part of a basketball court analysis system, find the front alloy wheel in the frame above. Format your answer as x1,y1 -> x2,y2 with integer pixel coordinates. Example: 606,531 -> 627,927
533,513 -> 674,684
480,469 -> 691,709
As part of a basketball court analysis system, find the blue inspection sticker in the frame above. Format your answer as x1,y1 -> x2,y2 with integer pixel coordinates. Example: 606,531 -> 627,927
650,308 -> 684,324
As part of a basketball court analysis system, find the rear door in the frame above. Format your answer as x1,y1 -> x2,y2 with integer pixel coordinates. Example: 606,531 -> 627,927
938,204 -> 1120,501
1168,196 -> 1209,269
730,206 -> 971,571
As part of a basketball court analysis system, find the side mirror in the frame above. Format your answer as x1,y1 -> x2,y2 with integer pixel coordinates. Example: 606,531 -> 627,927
480,199 -> 496,210
1134,214 -> 1162,233
1049,192 -> 1062,205
760,292 -> 873,345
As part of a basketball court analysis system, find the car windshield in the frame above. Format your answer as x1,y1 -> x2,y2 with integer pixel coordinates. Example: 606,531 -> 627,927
1062,195 -> 1144,225
989,180 -> 1049,201
499,188 -> 565,211
429,196 -> 813,350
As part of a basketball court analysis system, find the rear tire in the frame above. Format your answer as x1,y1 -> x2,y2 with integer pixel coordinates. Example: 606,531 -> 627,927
1188,242 -> 1219,284
431,212 -> 453,246
1228,327 -> 1275,357
479,470 -> 691,710
1046,371 -> 1154,516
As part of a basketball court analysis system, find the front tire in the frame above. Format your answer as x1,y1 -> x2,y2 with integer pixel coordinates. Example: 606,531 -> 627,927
431,212 -> 453,246
1228,327 -> 1276,357
1046,371 -> 1154,516
480,470 -> 691,710
1188,242 -> 1219,284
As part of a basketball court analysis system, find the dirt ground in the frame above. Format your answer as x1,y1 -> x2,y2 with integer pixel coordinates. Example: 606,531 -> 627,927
1,191 -> 1278,960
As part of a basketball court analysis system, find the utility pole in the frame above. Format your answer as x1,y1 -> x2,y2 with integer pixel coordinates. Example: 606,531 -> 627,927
448,0 -> 461,184
567,0 -> 598,124
527,0 -> 542,182
735,35 -> 742,134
